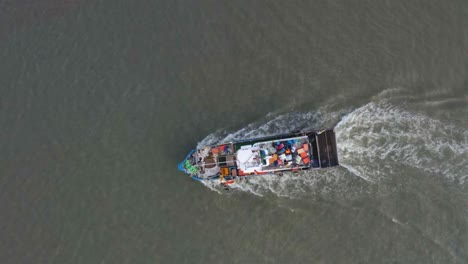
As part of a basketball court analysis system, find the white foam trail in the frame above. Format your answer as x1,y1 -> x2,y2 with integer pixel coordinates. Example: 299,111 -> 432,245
199,180 -> 223,194
198,106 -> 349,146
195,108 -> 356,197
336,102 -> 468,184
196,99 -> 467,196
339,163 -> 376,183
221,112 -> 320,142
196,129 -> 225,148
230,168 -> 350,198
199,168 -> 354,198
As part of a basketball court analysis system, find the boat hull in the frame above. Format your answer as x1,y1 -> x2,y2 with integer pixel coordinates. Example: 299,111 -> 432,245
178,129 -> 339,185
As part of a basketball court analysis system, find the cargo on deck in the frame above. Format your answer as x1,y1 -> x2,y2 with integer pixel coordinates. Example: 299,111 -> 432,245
178,129 -> 339,186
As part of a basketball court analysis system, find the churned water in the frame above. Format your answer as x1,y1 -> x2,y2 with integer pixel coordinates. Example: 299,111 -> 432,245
1,0 -> 467,263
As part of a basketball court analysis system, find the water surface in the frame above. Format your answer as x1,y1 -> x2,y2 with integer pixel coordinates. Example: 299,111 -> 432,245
1,0 -> 467,263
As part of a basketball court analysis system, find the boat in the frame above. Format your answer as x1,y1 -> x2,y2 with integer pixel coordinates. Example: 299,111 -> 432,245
178,129 -> 339,187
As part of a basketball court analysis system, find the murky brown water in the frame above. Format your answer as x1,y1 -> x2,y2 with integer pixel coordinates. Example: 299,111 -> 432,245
1,0 -> 467,263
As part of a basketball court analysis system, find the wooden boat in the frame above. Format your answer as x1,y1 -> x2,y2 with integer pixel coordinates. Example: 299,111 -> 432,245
178,129 -> 339,186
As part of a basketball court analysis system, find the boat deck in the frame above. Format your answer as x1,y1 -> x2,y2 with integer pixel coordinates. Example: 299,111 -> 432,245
179,129 -> 339,180
193,143 -> 235,178
236,136 -> 312,173
314,130 -> 339,167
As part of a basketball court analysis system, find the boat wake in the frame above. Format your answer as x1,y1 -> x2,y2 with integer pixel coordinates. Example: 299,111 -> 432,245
197,100 -> 468,196
197,108 -> 348,148
336,101 -> 468,184
201,167 -> 354,198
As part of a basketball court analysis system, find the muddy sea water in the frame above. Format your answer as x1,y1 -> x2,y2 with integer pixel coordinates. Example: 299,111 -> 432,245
1,1 -> 467,263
